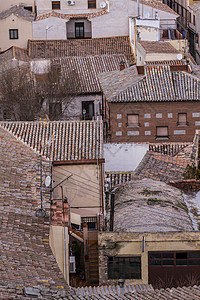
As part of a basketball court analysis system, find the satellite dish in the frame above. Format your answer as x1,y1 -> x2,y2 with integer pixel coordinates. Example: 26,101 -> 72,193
100,2 -> 106,8
177,53 -> 183,60
45,175 -> 51,187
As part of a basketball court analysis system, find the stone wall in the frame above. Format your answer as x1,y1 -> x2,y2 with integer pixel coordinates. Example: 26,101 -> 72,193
98,231 -> 200,285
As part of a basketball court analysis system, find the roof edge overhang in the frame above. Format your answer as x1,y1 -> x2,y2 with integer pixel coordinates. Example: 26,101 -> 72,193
53,158 -> 105,166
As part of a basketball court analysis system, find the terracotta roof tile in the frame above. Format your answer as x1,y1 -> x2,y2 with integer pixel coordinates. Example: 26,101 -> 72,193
145,60 -> 186,66
0,121 -> 103,161
35,9 -> 108,21
140,41 -> 179,53
99,65 -> 200,102
133,0 -> 178,16
52,54 -> 129,94
0,5 -> 35,22
28,36 -> 134,63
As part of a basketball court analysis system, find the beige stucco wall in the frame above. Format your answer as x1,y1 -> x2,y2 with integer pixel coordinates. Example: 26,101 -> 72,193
33,17 -> 67,40
53,163 -> 103,218
36,0 -> 107,15
49,225 -> 69,284
0,0 -> 36,13
0,13 -> 33,51
136,42 -> 179,65
99,231 -> 200,285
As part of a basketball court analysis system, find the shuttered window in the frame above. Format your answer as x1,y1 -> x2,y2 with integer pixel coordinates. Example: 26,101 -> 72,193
52,1 -> 60,9
127,114 -> 139,126
156,126 -> 168,138
88,0 -> 96,8
178,113 -> 187,125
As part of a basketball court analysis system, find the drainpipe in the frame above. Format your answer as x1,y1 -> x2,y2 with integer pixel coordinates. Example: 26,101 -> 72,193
110,193 -> 115,231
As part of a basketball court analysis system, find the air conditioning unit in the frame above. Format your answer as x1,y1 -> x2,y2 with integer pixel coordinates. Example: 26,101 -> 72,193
67,0 -> 75,5
69,256 -> 76,273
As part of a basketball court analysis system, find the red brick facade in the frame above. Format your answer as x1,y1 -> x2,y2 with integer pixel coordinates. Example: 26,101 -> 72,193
105,101 -> 200,143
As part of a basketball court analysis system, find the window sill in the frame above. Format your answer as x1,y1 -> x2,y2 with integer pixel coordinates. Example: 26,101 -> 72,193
156,136 -> 169,140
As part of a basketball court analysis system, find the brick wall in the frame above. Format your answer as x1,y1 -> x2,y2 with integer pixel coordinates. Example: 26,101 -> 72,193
107,101 -> 200,143
169,179 -> 200,191
0,127 -> 51,216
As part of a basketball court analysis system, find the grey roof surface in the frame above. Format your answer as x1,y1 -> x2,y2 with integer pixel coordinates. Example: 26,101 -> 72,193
98,65 -> 143,101
0,126 -> 73,296
0,5 -> 35,22
113,178 -> 193,232
52,54 -> 129,94
0,121 -> 103,161
99,65 -> 200,102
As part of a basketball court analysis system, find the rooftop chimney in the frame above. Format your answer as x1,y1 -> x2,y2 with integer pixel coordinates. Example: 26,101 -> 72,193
119,60 -> 126,71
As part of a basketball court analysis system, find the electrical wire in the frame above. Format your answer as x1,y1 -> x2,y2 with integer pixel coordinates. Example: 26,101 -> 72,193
54,165 -> 104,187
53,168 -> 101,193
52,174 -> 101,199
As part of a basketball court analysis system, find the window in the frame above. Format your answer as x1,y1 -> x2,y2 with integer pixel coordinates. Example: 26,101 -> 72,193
88,0 -> 96,8
9,29 -> 18,39
156,126 -> 169,139
108,257 -> 141,279
189,12 -> 191,23
193,15 -> 196,26
51,65 -> 61,83
178,113 -> 187,126
24,6 -> 33,12
196,33 -> 199,44
149,251 -> 200,266
52,1 -> 60,9
75,23 -> 84,39
3,110 -> 11,120
82,101 -> 94,120
127,114 -> 139,127
49,102 -> 62,117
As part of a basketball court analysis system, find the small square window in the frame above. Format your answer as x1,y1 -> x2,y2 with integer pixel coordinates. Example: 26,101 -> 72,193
127,114 -> 139,127
9,29 -> 18,39
178,113 -> 187,126
156,126 -> 169,139
88,0 -> 96,9
52,1 -> 60,9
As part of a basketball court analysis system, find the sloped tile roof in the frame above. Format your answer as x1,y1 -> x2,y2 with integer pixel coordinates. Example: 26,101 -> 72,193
52,54 -> 129,94
75,284 -> 153,297
113,178 -> 193,232
145,59 -> 186,65
0,212 -> 70,290
133,146 -> 192,183
98,65 -> 143,100
28,36 -> 134,63
140,41 -> 179,53
35,9 -> 108,21
133,0 -> 178,16
0,126 -> 73,296
0,121 -> 103,161
99,65 -> 200,102
0,5 -> 35,22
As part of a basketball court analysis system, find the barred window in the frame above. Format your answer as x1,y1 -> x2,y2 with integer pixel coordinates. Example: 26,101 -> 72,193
108,256 -> 141,279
